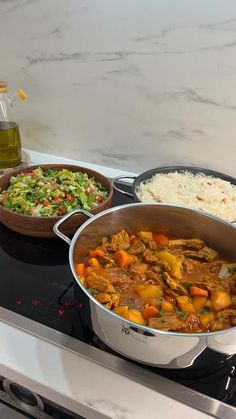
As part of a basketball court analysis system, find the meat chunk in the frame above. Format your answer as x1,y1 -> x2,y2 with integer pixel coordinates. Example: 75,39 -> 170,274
211,309 -> 236,331
105,268 -> 131,287
162,272 -> 188,295
96,292 -> 120,309
146,270 -> 165,286
86,272 -> 115,293
107,230 -> 130,252
183,258 -> 202,273
151,261 -> 171,273
203,261 -> 222,274
143,249 -> 159,264
168,239 -> 205,250
129,238 -> 146,255
130,263 -> 148,282
181,246 -> 218,262
229,275 -> 236,295
148,312 -> 186,331
143,240 -> 157,250
200,247 -> 218,261
96,253 -> 114,267
195,276 -> 222,293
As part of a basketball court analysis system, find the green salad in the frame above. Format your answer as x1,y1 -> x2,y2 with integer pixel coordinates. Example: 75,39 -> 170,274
0,167 -> 108,217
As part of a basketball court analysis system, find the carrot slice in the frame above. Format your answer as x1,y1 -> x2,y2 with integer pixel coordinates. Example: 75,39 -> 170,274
190,287 -> 208,297
114,250 -> 134,268
142,306 -> 158,319
89,248 -> 105,258
75,263 -> 85,277
153,233 -> 169,246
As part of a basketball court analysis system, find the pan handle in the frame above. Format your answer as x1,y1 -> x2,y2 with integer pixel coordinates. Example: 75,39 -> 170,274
53,209 -> 94,245
113,175 -> 136,199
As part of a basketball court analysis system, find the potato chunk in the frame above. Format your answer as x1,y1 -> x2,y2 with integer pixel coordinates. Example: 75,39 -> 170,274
123,309 -> 145,325
211,290 -> 232,311
200,312 -> 215,329
192,296 -> 207,312
157,251 -> 182,278
135,284 -> 163,300
176,296 -> 195,313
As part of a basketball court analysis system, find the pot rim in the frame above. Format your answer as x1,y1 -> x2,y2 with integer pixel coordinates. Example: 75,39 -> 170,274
69,202 -> 236,338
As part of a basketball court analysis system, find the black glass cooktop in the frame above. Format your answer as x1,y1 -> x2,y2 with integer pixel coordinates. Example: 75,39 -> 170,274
0,183 -> 235,409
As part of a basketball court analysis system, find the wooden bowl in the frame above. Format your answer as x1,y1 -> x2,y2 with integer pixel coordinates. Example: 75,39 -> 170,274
0,164 -> 113,238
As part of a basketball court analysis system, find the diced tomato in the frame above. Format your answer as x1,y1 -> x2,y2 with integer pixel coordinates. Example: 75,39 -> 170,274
66,193 -> 75,202
22,172 -> 35,177
43,199 -> 50,206
87,185 -> 95,193
95,194 -> 103,202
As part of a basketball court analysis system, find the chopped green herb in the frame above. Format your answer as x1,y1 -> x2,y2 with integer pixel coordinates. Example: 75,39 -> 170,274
175,307 -> 187,319
201,306 -> 211,314
128,296 -> 136,303
87,288 -> 98,296
182,282 -> 193,291
158,308 -> 163,317
160,319 -> 166,324
153,297 -> 164,302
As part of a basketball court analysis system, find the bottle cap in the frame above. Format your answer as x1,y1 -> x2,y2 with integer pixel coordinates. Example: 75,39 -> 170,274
0,81 -> 7,93
17,89 -> 27,101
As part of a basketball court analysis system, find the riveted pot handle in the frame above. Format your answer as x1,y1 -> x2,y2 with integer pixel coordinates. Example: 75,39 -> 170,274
113,176 -> 136,199
53,209 -> 94,245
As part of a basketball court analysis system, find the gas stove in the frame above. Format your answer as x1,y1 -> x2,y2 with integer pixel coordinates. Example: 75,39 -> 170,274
0,181 -> 235,418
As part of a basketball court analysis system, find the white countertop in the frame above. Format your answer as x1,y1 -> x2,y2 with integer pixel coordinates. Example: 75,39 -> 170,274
26,149 -> 137,179
0,150 -> 223,419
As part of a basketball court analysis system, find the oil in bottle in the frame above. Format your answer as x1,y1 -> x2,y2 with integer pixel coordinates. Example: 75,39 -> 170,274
0,121 -> 22,168
0,81 -> 26,168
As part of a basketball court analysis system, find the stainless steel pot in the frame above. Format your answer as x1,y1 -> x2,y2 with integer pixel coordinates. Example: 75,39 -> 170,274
53,203 -> 236,369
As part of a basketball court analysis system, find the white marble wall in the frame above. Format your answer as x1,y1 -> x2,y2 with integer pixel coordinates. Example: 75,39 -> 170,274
1,0 -> 236,175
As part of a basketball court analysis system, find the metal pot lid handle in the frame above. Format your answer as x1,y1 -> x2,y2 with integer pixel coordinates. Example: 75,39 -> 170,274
112,175 -> 136,199
53,209 -> 94,245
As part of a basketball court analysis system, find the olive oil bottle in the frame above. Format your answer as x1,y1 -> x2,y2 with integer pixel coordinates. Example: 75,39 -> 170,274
0,81 -> 26,168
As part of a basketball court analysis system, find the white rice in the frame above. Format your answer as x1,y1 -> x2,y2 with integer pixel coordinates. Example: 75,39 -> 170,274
136,171 -> 236,222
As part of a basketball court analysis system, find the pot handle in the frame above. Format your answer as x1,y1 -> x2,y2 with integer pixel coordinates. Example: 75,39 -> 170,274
53,209 -> 94,245
113,175 -> 136,199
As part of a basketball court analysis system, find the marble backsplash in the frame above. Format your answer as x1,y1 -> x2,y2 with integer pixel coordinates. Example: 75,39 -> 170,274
1,0 -> 236,175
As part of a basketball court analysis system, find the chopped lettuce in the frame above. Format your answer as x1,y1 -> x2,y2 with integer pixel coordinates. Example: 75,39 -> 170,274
0,167 -> 108,217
